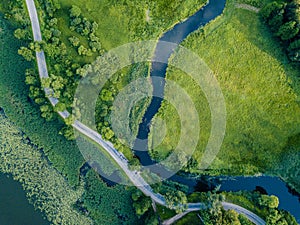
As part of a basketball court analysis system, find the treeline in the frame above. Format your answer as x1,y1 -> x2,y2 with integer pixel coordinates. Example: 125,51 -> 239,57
260,0 -> 300,62
8,0 -> 143,176
69,5 -> 103,56
15,1 -> 106,140
0,9 -> 84,185
15,0 -> 144,163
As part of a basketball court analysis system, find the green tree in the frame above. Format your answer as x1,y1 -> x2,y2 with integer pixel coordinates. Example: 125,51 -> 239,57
40,104 -> 55,121
165,190 -> 187,213
258,195 -> 279,209
41,78 -> 51,88
76,67 -> 88,77
50,75 -> 66,92
59,126 -> 75,140
260,2 -> 285,22
145,214 -> 159,225
14,28 -> 28,40
100,89 -> 114,102
65,115 -> 75,126
133,197 -> 152,217
25,69 -> 38,85
48,18 -> 58,27
78,45 -> 88,55
70,5 -> 81,18
128,157 -> 140,170
43,29 -> 52,40
18,46 -> 34,61
55,102 -> 66,112
29,86 -> 41,99
238,214 -> 253,225
276,21 -> 299,40
288,39 -> 300,50
70,17 -> 82,27
69,36 -> 80,47
131,189 -> 143,201
223,209 -> 241,225
34,97 -> 46,105
266,209 -> 282,225
206,192 -> 224,219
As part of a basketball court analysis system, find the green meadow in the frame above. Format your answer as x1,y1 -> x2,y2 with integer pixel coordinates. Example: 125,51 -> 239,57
149,0 -> 300,191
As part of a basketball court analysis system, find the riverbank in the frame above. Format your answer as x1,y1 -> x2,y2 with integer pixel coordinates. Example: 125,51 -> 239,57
0,109 -> 93,224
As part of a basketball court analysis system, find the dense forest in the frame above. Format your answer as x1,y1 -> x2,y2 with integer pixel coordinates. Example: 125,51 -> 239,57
260,0 -> 300,62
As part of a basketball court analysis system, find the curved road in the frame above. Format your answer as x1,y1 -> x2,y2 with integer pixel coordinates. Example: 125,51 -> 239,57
25,0 -> 265,224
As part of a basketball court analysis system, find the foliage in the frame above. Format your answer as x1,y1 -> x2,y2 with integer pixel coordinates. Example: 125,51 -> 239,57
260,0 -> 300,62
258,195 -> 279,209
0,9 -> 140,225
18,46 -> 34,61
156,204 -> 176,220
131,189 -> 153,218
82,170 -> 139,225
165,190 -> 188,213
274,135 -> 300,192
198,208 -> 244,225
265,209 -> 298,225
235,0 -> 270,8
57,0 -> 206,49
176,192 -> 254,225
26,0 -> 208,160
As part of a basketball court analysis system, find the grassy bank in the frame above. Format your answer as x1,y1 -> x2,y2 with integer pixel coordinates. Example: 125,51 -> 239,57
149,1 -> 300,186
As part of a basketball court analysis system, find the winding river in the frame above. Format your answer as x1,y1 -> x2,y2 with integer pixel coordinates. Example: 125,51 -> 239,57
132,0 -> 300,222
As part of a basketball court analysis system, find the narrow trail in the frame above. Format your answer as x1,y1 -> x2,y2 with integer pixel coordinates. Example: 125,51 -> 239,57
236,3 -> 260,13
162,211 -> 189,225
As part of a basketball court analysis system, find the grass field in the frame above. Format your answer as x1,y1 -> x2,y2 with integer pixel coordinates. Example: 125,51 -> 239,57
149,1 -> 300,182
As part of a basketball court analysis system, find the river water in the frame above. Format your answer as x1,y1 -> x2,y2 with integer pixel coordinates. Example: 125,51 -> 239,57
0,173 -> 49,225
